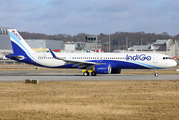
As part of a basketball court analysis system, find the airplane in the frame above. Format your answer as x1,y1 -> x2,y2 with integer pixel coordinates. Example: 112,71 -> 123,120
5,29 -> 177,77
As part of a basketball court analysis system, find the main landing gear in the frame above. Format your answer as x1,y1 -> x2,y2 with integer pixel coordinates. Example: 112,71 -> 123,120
83,71 -> 89,76
154,69 -> 158,77
91,71 -> 96,76
83,70 -> 96,76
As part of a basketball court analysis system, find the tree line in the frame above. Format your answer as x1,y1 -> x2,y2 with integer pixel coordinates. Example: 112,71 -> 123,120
19,31 -> 179,52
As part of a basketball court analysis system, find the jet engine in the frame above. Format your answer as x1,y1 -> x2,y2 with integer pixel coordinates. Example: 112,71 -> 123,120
95,64 -> 111,74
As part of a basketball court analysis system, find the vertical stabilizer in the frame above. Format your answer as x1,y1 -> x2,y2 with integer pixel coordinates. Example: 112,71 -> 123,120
8,29 -> 34,54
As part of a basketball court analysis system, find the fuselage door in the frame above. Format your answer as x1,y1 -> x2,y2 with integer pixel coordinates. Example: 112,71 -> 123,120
153,54 -> 158,63
68,55 -> 72,60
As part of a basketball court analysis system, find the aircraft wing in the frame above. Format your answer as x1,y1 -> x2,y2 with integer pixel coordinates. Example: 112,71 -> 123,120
49,49 -> 104,68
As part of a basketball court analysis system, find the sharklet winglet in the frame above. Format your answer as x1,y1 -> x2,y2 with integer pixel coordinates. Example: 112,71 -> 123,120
49,49 -> 64,60
49,49 -> 57,58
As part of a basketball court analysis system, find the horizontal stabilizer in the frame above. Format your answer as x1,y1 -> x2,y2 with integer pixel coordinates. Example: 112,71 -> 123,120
6,54 -> 25,60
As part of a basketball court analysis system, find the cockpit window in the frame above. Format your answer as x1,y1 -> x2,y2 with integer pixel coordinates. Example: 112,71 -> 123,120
163,57 -> 171,60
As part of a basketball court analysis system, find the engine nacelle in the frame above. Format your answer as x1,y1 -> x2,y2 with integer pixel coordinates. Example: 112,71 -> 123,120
111,68 -> 121,74
95,64 -> 111,74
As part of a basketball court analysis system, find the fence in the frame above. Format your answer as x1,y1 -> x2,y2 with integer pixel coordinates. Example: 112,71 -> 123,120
0,60 -> 25,65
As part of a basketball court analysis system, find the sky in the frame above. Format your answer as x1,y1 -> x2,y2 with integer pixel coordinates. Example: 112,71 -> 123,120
1,0 -> 179,36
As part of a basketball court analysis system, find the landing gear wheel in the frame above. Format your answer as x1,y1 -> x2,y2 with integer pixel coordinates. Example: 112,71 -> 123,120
91,72 -> 96,76
154,69 -> 158,77
83,72 -> 89,76
154,73 -> 158,77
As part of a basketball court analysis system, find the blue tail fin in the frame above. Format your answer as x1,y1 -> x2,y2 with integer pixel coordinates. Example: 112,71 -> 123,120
6,29 -> 37,64
8,29 -> 34,55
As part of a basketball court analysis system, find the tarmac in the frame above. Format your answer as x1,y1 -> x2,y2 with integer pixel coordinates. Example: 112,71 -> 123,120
0,67 -> 179,82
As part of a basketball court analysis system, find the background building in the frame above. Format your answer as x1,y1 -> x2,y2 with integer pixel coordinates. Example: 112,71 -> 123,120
128,44 -> 151,51
64,41 -> 75,51
75,41 -> 86,50
85,36 -> 102,50
0,28 -> 12,50
151,39 -> 174,51
61,36 -> 102,51
25,39 -> 63,49
174,40 -> 179,57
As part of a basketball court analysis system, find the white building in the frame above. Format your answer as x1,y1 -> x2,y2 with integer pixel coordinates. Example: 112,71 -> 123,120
64,41 -> 75,51
25,39 -> 63,49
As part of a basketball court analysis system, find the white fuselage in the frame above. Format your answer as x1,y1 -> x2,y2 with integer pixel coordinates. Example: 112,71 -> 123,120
31,52 -> 176,69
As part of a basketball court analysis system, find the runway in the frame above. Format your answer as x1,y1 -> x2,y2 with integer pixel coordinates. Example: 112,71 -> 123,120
0,69 -> 179,82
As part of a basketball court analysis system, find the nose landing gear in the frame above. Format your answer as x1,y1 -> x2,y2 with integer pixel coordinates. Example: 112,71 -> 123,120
154,69 -> 158,77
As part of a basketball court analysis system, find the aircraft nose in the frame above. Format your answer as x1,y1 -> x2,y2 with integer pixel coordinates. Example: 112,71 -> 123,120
171,60 -> 177,67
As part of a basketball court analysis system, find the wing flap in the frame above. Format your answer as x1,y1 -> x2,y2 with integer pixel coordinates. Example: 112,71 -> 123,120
49,48 -> 105,68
